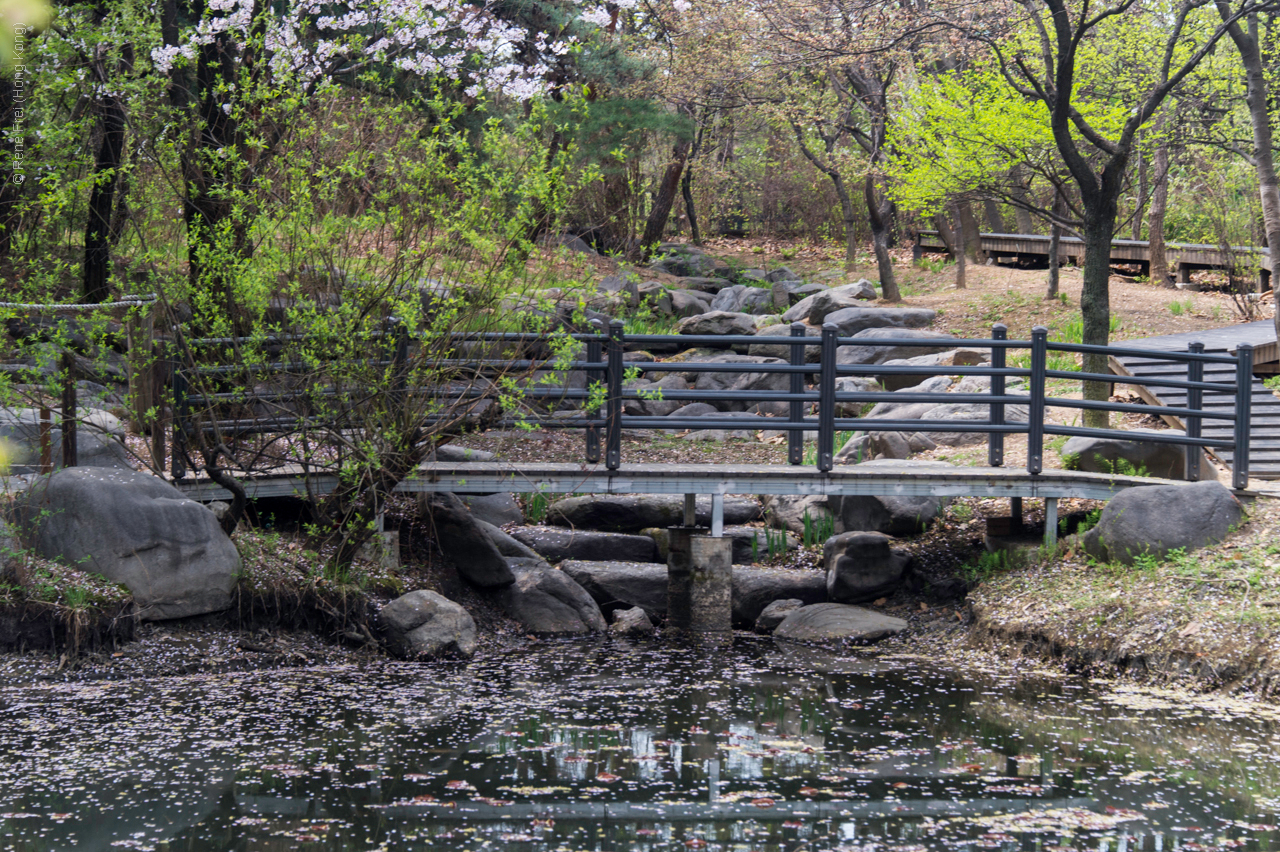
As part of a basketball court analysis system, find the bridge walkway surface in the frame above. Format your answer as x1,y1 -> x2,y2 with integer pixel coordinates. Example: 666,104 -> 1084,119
170,461 -> 1207,548
1110,320 -> 1280,481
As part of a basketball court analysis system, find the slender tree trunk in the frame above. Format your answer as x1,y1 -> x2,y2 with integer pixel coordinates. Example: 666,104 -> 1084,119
951,203 -> 967,289
83,80 -> 126,303
681,164 -> 701,246
639,133 -> 691,256
1215,5 -> 1280,315
1149,142 -> 1171,287
983,197 -> 1007,232
865,173 -> 900,301
1132,132 -> 1147,241
1009,165 -> 1036,234
957,202 -> 985,263
1047,193 -> 1064,299
832,173 -> 859,271
0,76 -> 22,259
932,212 -> 957,257
1080,197 -> 1120,428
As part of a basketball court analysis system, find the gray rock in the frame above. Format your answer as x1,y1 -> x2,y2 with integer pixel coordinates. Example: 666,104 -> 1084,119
920,400 -> 1029,447
682,412 -> 761,441
548,494 -> 760,533
430,444 -> 496,462
755,598 -> 803,633
710,284 -> 776,314
0,407 -> 132,473
878,348 -> 991,391
1083,481 -> 1244,565
560,560 -> 669,620
599,274 -> 639,307
509,527 -> 661,563
610,606 -> 655,636
495,558 -> 607,634
732,567 -> 827,627
692,355 -> 789,412
637,282 -> 674,316
836,327 -> 954,364
650,252 -> 719,277
830,461 -> 953,534
425,493 -> 515,589
824,532 -> 913,603
820,307 -> 936,337
462,493 -> 523,527
833,376 -> 882,417
761,494 -> 834,537
666,402 -> 720,420
767,266 -> 799,283
476,520 -> 541,559
14,468 -> 239,621
1061,430 -> 1213,480
675,276 -> 734,294
748,323 -> 822,361
379,590 -> 477,659
804,281 -> 879,323
864,376 -> 955,419
786,282 -> 828,304
773,603 -> 908,645
676,311 -> 757,336
670,289 -> 713,318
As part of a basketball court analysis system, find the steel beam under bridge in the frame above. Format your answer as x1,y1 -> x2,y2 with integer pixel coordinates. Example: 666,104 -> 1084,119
169,462 -> 1199,547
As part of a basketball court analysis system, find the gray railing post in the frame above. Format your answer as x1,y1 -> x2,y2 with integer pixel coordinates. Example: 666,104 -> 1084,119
788,322 -> 806,466
586,320 -> 603,464
1185,342 -> 1204,482
60,350 -> 77,468
606,319 -> 624,470
989,324 -> 1007,467
1026,325 -> 1048,475
1234,342 -> 1253,490
817,323 -> 838,472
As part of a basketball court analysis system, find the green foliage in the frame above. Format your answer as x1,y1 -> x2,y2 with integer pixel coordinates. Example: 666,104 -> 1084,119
959,548 -> 1022,586
1168,299 -> 1194,317
801,510 -> 836,549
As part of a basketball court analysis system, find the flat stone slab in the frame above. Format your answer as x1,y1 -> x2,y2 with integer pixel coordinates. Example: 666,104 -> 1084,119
510,527 -> 661,564
773,603 -> 908,646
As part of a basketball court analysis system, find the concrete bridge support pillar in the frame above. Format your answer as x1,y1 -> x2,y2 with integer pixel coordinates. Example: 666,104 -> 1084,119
667,527 -> 733,644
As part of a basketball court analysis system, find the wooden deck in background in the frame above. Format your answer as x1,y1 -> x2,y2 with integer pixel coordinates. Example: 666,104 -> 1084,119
1110,320 -> 1280,480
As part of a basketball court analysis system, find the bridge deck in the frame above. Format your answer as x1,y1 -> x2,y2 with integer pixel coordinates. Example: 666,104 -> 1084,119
1110,320 -> 1280,479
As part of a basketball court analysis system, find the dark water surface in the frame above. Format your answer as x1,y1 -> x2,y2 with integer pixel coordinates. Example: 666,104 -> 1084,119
2,638 -> 1279,851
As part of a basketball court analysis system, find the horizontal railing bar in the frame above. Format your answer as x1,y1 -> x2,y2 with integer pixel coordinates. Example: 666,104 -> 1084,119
1050,341 -> 1236,362
1046,396 -> 1238,421
1050,369 -> 1237,392
1044,424 -> 1235,449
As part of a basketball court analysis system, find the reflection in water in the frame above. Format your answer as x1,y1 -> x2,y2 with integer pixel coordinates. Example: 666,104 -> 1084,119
0,638 -> 1278,850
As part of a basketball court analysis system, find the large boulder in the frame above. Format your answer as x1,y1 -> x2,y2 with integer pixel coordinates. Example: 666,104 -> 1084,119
560,560 -> 669,620
722,525 -> 798,564
732,567 -> 827,627
379,590 -> 477,659
1062,430 -> 1213,480
823,308 -> 937,337
670,289 -> 713,318
547,494 -> 761,533
773,603 -> 908,645
748,323 -> 822,361
1083,481 -> 1244,565
824,532 -> 913,603
650,251 -> 719,278
676,311 -> 757,337
803,280 -> 879,323
509,527 -> 661,564
878,348 -> 991,391
829,461 -> 952,535
0,408 -> 132,473
494,558 -> 607,634
425,493 -> 515,589
14,468 -> 239,621
462,493 -> 523,527
761,494 -> 835,537
836,327 -> 954,364
710,284 -> 775,314
919,399 -> 1029,447
754,599 -> 803,634
476,519 -> 541,559
692,355 -> 789,412
610,606 -> 655,636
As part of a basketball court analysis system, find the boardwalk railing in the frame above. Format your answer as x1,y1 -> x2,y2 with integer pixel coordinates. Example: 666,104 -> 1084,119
169,322 -> 1255,489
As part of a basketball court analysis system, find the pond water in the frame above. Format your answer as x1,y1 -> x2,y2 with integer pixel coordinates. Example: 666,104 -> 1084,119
2,638 -> 1280,851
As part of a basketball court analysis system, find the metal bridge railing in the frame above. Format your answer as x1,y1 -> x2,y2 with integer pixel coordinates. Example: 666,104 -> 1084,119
168,321 -> 1253,489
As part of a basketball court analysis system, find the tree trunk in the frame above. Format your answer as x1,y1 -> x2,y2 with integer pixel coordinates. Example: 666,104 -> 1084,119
1046,193 -> 1064,299
951,204 -> 967,289
83,85 -> 126,303
1009,165 -> 1036,234
957,202 -> 985,263
1132,132 -> 1147,241
639,133 -> 691,256
681,163 -> 702,246
932,213 -> 957,257
865,173 -> 900,300
1080,200 -> 1119,428
983,197 -> 1007,232
1149,142 -> 1171,287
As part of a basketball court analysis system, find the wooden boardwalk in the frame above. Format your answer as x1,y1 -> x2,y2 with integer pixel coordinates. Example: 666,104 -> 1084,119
918,230 -> 1274,287
1110,320 -> 1280,479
